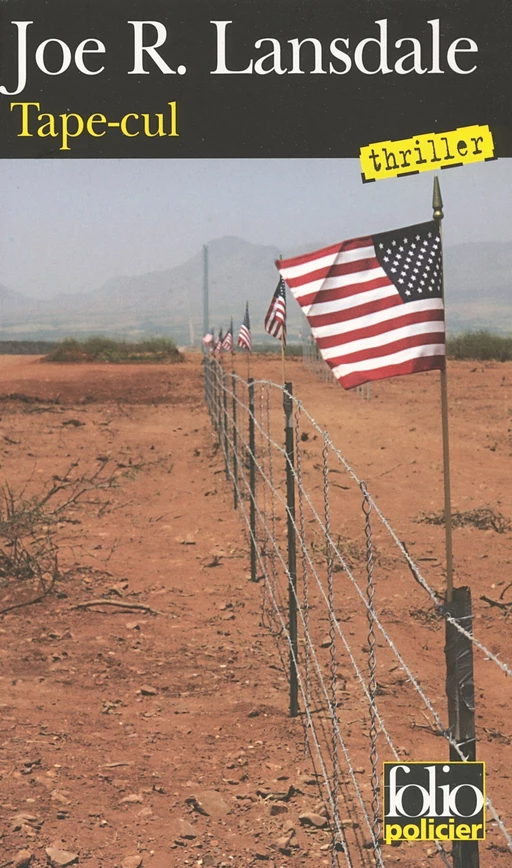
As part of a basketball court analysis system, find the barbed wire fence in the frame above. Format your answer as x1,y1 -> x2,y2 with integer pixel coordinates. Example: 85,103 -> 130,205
302,325 -> 371,399
203,354 -> 511,868
302,332 -> 336,385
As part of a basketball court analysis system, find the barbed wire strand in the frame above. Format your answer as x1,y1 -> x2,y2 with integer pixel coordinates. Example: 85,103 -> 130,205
217,390 -> 383,863
361,481 -> 381,858
206,363 -> 511,854
295,402 -> 312,759
207,366 -> 458,865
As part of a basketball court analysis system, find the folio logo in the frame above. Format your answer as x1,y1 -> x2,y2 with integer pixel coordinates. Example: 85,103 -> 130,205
383,762 -> 485,845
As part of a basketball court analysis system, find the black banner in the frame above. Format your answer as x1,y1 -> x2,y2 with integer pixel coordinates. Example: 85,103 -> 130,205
0,0 -> 510,158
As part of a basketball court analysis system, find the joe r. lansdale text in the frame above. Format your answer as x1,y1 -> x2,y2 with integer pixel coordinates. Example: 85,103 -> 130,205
1,18 -> 481,151
1,18 -> 480,96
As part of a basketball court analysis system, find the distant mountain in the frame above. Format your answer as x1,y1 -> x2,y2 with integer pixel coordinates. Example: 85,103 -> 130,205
0,236 -> 510,342
0,283 -> 41,314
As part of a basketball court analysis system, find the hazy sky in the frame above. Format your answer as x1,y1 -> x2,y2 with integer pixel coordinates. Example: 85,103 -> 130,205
2,157 -> 511,299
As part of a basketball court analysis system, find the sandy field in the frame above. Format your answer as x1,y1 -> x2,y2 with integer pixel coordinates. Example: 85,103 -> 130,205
0,353 -> 510,868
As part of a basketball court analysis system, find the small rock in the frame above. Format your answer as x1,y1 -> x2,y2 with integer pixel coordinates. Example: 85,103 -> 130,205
312,801 -> 329,818
108,581 -> 129,595
14,850 -> 33,868
34,775 -> 54,790
269,804 -> 288,816
299,812 -> 329,829
288,833 -> 298,848
248,708 -> 260,718
275,836 -> 292,853
45,847 -> 78,867
121,858 -> 143,868
51,790 -> 71,806
120,793 -> 143,804
320,636 -> 332,648
62,419 -> 85,428
178,818 -> 197,839
125,622 -> 140,631
186,790 -> 230,818
11,814 -> 41,832
176,535 -> 196,545
256,784 -> 298,802
275,829 -> 298,854
139,685 -> 157,696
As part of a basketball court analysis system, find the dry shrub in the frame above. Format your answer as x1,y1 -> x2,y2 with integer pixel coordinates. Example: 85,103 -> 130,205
417,506 -> 510,534
0,461 -> 118,613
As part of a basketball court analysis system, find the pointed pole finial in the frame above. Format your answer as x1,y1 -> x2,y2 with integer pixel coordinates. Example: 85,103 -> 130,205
432,176 -> 444,223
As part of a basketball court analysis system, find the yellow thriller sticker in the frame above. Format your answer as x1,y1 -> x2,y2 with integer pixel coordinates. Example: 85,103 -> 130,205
360,125 -> 495,182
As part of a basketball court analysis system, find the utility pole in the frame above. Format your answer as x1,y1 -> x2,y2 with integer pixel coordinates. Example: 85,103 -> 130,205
203,244 -> 209,349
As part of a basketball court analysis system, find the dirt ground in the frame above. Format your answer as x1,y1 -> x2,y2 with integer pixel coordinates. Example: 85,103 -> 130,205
0,353 -> 510,868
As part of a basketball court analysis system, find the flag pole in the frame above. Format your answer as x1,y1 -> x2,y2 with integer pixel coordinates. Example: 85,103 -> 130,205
218,331 -> 224,373
279,254 -> 286,385
244,301 -> 251,382
230,319 -> 235,377
433,176 -> 454,603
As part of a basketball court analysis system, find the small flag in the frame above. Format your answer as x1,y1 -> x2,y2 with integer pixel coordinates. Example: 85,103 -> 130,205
264,277 -> 287,346
202,332 -> 214,351
277,220 -> 445,389
238,303 -> 251,352
222,320 -> 234,352
214,329 -> 223,353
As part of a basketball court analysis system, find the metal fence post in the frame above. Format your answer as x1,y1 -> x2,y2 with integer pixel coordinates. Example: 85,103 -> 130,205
207,356 -> 213,414
284,382 -> 299,718
207,356 -> 212,412
211,359 -> 218,430
248,378 -> 257,583
232,371 -> 238,509
444,586 -> 479,868
214,360 -> 221,436
222,368 -> 229,477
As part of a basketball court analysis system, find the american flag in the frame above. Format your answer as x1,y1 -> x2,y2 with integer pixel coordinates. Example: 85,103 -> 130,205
202,332 -> 214,351
264,277 -> 287,346
238,303 -> 251,352
277,221 -> 445,389
222,320 -> 234,352
214,329 -> 223,353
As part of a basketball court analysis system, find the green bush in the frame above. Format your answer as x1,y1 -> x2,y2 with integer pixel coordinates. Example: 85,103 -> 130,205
447,330 -> 512,362
45,336 -> 183,364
